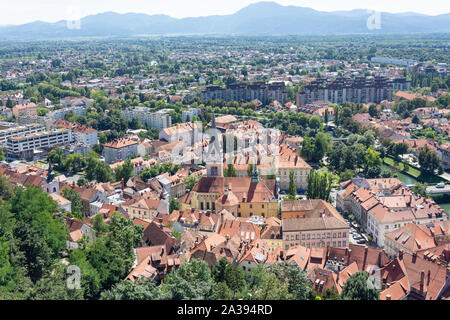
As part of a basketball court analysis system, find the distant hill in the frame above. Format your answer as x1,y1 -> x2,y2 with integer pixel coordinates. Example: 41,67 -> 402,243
0,1 -> 449,40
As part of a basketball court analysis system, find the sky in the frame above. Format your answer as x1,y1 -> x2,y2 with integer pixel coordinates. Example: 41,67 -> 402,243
0,0 -> 449,25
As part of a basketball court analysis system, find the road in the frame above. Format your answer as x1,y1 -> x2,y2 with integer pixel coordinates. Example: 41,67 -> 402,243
426,184 -> 450,194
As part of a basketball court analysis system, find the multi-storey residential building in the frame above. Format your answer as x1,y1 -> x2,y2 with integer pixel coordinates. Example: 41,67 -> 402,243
201,81 -> 287,104
47,106 -> 86,122
6,129 -> 73,159
103,137 -> 138,164
337,178 -> 448,248
122,107 -> 172,130
296,76 -> 394,106
201,85 -> 226,101
268,82 -> 288,104
281,200 -> 350,250
391,77 -> 412,91
59,97 -> 92,108
158,122 -> 199,145
0,123 -> 45,145
247,81 -> 268,104
53,120 -> 98,146
12,102 -> 37,118
182,108 -> 200,122
436,143 -> 450,170
121,196 -> 161,220
384,221 -> 449,258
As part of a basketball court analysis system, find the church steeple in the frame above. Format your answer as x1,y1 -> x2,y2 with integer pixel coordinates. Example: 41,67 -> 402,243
211,112 -> 216,129
251,163 -> 260,183
47,161 -> 55,183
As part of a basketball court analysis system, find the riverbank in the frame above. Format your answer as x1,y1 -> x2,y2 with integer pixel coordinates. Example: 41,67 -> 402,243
382,156 -> 446,184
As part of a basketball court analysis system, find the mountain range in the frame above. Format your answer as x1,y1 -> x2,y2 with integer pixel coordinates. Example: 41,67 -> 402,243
0,2 -> 449,40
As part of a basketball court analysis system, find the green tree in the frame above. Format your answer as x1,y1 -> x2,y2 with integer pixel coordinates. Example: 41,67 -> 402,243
184,174 -> 202,191
418,145 -> 443,175
268,262 -> 312,300
306,170 -> 332,201
9,186 -> 68,282
63,153 -> 86,174
368,104 -> 379,117
0,174 -> 13,200
224,163 -> 237,177
114,158 -> 134,183
162,259 -> 216,300
47,148 -> 65,170
0,237 -> 16,290
411,182 -> 428,198
27,264 -> 84,300
247,265 -> 292,300
341,271 -> 379,300
69,212 -> 143,297
62,188 -> 83,218
288,170 -> 296,200
322,287 -> 341,300
364,146 -> 382,170
101,278 -> 165,300
169,198 -> 179,214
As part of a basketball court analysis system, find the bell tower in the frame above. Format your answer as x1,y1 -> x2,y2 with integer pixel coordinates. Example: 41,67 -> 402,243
205,113 -> 223,177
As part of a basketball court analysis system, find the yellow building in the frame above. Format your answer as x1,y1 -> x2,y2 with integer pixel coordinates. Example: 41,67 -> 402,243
225,144 -> 311,191
190,176 -> 279,218
260,217 -> 283,253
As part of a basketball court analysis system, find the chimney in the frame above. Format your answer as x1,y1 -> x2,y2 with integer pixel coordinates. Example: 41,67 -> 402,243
398,250 -> 403,260
427,269 -> 431,286
386,294 -> 391,300
420,270 -> 425,292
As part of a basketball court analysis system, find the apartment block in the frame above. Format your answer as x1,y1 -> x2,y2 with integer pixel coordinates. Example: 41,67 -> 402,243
0,123 -> 45,145
6,129 -> 73,159
122,107 -> 172,130
296,76 -> 395,106
201,81 -> 287,104
103,137 -> 139,164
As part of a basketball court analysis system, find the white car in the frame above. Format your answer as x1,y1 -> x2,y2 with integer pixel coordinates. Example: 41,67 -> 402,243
436,183 -> 445,189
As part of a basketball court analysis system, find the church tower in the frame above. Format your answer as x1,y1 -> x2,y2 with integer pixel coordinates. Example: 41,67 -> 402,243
251,163 -> 260,183
205,113 -> 223,177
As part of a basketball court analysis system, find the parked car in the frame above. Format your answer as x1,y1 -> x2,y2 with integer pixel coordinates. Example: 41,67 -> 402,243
436,183 -> 445,189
